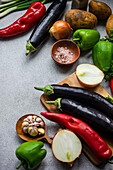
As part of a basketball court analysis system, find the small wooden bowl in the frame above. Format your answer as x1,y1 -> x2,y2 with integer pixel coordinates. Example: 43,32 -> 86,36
51,39 -> 80,65
16,114 -> 53,144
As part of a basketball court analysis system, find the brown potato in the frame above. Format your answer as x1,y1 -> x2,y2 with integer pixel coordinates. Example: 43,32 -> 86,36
65,9 -> 97,30
89,0 -> 112,20
106,14 -> 113,37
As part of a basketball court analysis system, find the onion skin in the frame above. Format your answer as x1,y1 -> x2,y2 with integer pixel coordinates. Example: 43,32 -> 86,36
49,20 -> 72,40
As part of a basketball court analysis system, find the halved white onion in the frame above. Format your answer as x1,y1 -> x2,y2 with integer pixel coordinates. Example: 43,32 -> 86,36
52,129 -> 82,164
76,63 -> 104,88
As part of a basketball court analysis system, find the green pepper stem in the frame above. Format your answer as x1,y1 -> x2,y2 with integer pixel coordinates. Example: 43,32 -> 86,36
41,0 -> 46,3
73,38 -> 80,41
16,160 -> 24,169
108,160 -> 113,164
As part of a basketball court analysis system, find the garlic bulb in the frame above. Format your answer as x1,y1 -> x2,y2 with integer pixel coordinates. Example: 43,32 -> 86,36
22,115 -> 45,137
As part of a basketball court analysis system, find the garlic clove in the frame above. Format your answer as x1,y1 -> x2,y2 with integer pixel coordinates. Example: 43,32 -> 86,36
38,128 -> 45,135
32,116 -> 38,122
29,123 -> 35,127
22,121 -> 29,128
32,115 -> 37,120
27,116 -> 33,122
36,117 -> 42,123
23,118 -> 29,122
22,127 -> 28,134
28,126 -> 38,137
39,121 -> 44,128
33,122 -> 39,127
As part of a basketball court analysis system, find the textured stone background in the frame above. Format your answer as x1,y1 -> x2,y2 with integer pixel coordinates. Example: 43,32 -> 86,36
0,0 -> 112,170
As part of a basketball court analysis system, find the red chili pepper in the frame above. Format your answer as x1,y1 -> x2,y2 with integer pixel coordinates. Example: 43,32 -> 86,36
110,77 -> 113,95
0,2 -> 46,37
41,112 -> 112,161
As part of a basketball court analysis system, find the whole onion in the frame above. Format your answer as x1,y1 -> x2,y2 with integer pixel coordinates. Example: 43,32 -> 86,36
49,20 -> 72,40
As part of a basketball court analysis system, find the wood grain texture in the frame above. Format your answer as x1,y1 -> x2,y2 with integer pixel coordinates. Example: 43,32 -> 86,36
40,72 -> 113,166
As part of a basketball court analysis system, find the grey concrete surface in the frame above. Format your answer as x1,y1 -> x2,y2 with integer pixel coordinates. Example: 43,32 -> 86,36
0,0 -> 113,170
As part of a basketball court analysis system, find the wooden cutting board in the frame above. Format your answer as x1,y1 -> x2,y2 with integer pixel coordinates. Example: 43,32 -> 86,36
40,72 -> 113,166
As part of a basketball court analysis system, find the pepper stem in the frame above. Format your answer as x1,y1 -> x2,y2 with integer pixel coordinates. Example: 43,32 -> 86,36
46,98 -> 61,109
34,85 -> 54,95
73,38 -> 80,41
41,0 -> 46,4
16,160 -> 24,169
108,160 -> 113,164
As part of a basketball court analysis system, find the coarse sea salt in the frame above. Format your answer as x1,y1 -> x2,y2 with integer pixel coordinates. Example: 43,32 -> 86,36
54,47 -> 74,64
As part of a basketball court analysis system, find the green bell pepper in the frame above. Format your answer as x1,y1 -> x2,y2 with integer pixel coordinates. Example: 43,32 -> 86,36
92,41 -> 113,73
16,141 -> 47,170
73,29 -> 100,51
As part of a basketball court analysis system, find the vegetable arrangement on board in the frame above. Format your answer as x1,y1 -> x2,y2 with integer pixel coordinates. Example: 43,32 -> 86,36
34,80 -> 113,165
1,0 -> 113,169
